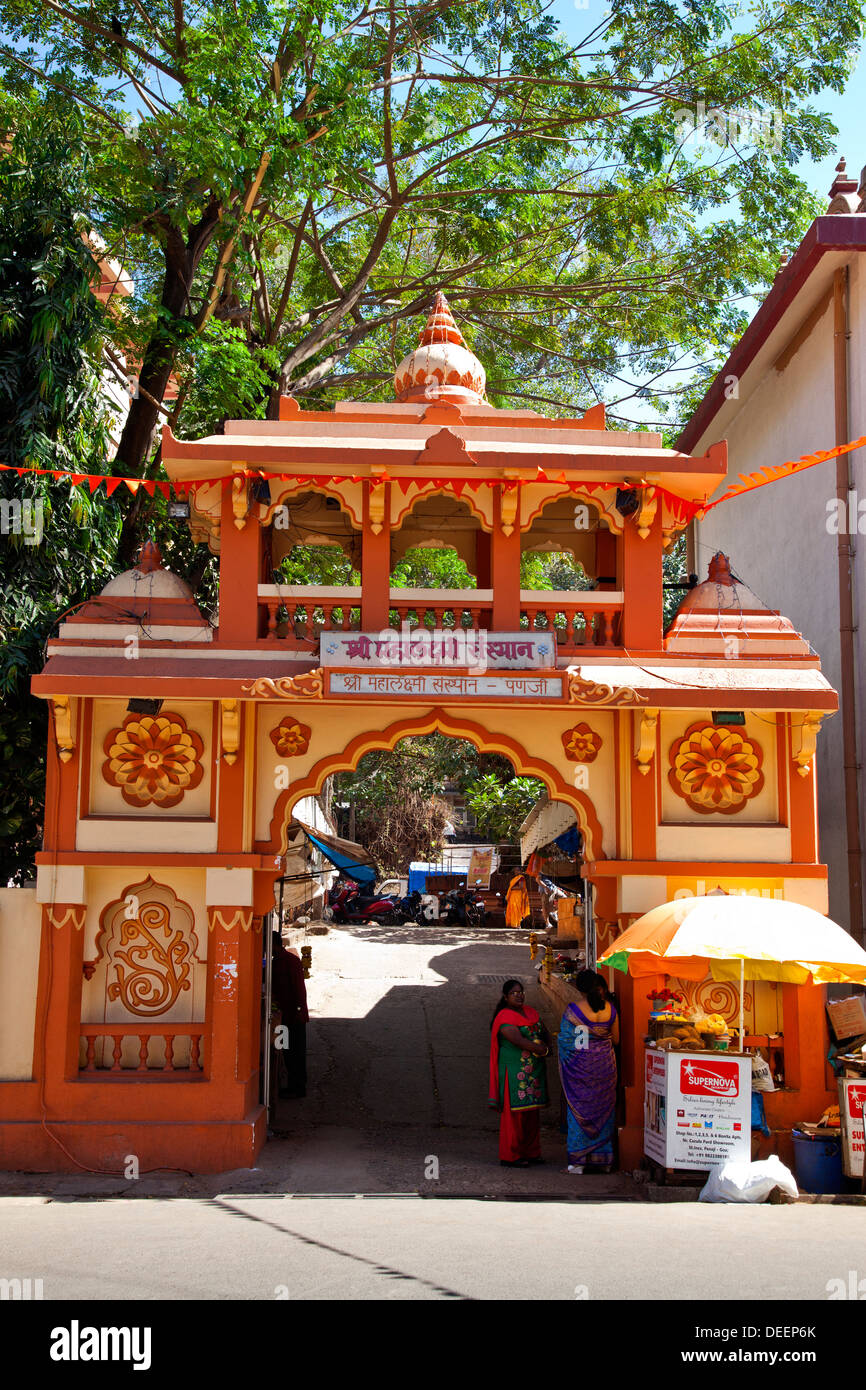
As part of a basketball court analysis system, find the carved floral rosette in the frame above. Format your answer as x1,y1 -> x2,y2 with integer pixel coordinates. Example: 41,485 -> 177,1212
269,717 -> 311,759
668,721 -> 764,815
561,722 -> 602,763
103,712 -> 204,809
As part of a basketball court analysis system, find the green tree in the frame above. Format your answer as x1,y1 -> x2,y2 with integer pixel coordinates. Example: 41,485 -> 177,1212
2,0 -> 860,541
463,773 -> 545,843
0,104 -> 218,880
0,106 -> 123,880
332,733 -> 526,870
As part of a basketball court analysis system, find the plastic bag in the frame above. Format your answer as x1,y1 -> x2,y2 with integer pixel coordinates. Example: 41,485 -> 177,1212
751,1052 -> 776,1092
699,1155 -> 798,1203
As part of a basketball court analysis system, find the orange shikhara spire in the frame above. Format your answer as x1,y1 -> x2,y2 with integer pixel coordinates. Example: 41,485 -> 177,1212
394,291 -> 486,405
417,292 -> 466,348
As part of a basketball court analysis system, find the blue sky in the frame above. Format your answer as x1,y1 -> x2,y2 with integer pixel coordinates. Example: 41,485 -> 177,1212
546,2 -> 864,423
550,1 -> 865,203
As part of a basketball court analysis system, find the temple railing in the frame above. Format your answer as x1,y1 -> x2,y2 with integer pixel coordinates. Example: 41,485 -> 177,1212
256,585 -> 623,651
387,587 -> 494,632
79,1024 -> 205,1076
519,591 -> 623,651
258,584 -> 360,645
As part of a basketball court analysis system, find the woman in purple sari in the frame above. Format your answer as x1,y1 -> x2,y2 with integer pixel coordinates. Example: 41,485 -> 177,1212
558,970 -> 619,1173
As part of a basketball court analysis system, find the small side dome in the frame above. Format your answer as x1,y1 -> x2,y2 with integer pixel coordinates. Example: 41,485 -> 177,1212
65,539 -> 208,631
826,157 -> 861,215
394,292 -> 486,405
664,553 -> 812,657
100,540 -> 195,604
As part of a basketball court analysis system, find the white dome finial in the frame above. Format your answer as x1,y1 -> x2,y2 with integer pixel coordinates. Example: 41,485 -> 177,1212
394,292 -> 486,404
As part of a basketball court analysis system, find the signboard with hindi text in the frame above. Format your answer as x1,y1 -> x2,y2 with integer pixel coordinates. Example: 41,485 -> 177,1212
327,672 -> 563,699
467,849 -> 493,888
320,630 -> 556,670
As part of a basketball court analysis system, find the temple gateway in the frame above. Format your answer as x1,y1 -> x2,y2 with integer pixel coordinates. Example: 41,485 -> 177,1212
0,295 -> 837,1172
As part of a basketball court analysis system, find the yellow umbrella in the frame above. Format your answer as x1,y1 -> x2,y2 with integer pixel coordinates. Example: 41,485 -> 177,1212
598,894 -> 866,1048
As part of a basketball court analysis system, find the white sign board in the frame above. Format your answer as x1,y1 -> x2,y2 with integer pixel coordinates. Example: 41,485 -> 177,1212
328,672 -> 563,699
839,1077 -> 866,1178
320,630 -> 556,669
644,1050 -> 751,1170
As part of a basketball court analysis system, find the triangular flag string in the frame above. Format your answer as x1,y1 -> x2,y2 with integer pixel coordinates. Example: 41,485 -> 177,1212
2,431 -> 864,524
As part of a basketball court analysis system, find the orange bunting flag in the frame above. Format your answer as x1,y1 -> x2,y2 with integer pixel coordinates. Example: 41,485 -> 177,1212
699,434 -> 866,516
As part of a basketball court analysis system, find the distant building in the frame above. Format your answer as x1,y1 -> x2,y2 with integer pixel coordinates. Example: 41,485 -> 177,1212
677,159 -> 866,941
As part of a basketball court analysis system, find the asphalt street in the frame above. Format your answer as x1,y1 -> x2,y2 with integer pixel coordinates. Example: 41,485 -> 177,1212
1,923 -> 864,1303
2,1194 -> 865,1300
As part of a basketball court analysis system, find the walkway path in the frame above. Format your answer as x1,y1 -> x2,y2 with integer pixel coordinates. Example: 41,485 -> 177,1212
267,921 -> 627,1197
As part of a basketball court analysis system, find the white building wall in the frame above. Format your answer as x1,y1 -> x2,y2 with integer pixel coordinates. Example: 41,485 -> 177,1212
695,256 -> 866,931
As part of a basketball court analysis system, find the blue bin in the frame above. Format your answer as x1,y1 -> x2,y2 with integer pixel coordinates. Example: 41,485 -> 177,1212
792,1131 -> 845,1194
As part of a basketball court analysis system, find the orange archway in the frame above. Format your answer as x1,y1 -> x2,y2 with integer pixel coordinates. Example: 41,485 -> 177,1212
263,706 -> 606,863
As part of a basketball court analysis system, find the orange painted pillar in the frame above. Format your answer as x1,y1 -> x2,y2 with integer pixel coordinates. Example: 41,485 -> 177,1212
206,912 -> 253,1099
361,481 -> 391,630
620,512 -> 663,650
491,490 -> 521,629
40,908 -> 87,1102
595,529 -> 617,589
42,703 -> 81,853
475,530 -> 492,588
216,704 -> 248,855
218,482 -> 262,644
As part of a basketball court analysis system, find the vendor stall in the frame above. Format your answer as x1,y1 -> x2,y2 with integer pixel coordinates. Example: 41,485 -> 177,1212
599,894 -> 866,1177
645,1047 -> 751,1171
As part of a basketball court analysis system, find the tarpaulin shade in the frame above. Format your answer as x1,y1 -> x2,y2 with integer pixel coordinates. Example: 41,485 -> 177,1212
408,862 -> 468,893
555,826 -> 581,856
292,819 -> 376,885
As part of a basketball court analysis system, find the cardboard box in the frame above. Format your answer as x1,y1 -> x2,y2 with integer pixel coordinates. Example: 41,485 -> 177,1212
556,898 -> 585,941
827,995 -> 866,1041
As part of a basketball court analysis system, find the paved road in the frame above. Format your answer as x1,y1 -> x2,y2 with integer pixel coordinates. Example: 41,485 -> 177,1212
267,920 -> 583,1196
2,1195 -> 864,1301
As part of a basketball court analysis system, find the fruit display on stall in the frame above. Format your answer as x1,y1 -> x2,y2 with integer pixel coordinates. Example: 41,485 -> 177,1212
699,1015 -> 729,1035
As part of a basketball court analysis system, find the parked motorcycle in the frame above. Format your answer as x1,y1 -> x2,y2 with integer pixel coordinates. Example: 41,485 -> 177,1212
327,880 -> 401,924
395,890 -> 425,924
439,886 -> 486,928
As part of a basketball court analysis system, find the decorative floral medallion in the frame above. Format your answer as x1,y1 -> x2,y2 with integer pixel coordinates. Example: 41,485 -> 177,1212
103,713 -> 204,808
96,877 -> 199,1018
668,721 -> 764,815
269,718 -> 312,759
561,722 -> 602,763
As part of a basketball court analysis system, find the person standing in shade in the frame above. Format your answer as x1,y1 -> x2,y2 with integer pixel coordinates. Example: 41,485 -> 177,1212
488,979 -> 550,1166
271,931 -> 309,1099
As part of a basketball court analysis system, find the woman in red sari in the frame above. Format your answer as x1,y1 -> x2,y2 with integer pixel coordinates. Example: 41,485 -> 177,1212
489,980 -> 551,1166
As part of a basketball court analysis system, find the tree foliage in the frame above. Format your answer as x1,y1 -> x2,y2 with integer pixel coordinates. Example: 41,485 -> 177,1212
331,734 -> 542,870
2,0 -> 861,530
355,791 -> 451,877
0,107 -> 124,881
463,772 -> 544,844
